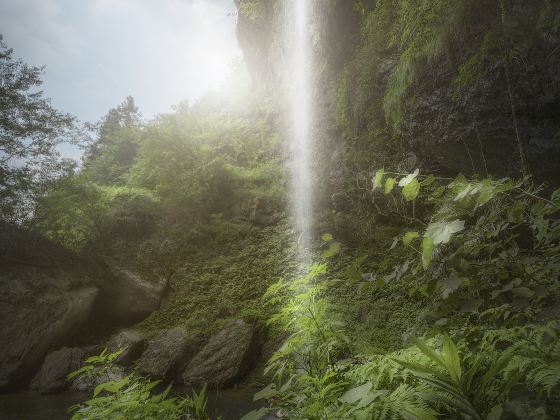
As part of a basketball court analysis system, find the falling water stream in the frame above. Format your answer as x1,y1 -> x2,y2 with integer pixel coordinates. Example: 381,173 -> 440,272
287,0 -> 314,268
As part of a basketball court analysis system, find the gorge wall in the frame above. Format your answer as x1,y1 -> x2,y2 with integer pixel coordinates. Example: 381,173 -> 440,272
235,0 -> 560,206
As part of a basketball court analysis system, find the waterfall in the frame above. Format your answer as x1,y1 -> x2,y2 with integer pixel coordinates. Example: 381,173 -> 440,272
287,0 -> 314,267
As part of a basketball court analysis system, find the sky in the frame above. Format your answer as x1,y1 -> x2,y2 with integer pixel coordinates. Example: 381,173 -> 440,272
0,0 -> 241,134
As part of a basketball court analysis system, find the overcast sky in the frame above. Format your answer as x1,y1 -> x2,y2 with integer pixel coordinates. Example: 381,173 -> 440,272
0,0 -> 241,127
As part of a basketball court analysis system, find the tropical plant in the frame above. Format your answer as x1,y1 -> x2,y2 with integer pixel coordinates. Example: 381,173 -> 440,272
68,349 -> 208,420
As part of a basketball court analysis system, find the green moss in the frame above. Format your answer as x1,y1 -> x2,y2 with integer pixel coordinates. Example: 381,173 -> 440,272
320,223 -> 435,355
137,221 -> 298,338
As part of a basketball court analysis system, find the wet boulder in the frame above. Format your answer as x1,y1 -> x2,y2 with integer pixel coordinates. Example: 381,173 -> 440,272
137,328 -> 195,383
106,329 -> 145,366
183,320 -> 261,388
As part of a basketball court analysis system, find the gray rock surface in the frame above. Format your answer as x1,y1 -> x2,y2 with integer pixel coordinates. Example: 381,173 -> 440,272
33,348 -> 85,394
70,365 -> 126,393
106,329 -> 145,366
183,320 -> 260,388
137,328 -> 194,383
90,260 -> 167,325
0,223 -> 99,392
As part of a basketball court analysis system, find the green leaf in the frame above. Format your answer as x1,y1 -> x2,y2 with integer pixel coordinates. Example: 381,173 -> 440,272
373,169 -> 385,190
253,384 -> 277,401
321,233 -> 333,242
394,359 -> 449,382
399,169 -> 419,187
480,353 -> 514,386
339,382 -> 372,404
322,241 -> 341,258
442,335 -> 462,384
402,178 -> 420,201
507,202 -> 525,224
421,174 -> 436,186
384,177 -> 395,194
67,365 -> 94,380
240,407 -> 270,420
476,180 -> 496,206
413,338 -> 446,370
92,376 -> 130,397
403,231 -> 420,246
356,391 -> 386,408
417,389 -> 482,420
422,236 -> 434,269
425,219 -> 465,245
454,184 -> 473,201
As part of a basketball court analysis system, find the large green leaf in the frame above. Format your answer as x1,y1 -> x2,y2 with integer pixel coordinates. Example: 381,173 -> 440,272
422,236 -> 434,269
240,407 -> 270,420
402,178 -> 420,201
425,220 -> 465,245
403,231 -> 420,246
373,169 -> 385,190
442,335 -> 462,384
253,384 -> 277,401
399,169 -> 419,187
384,177 -> 396,194
413,338 -> 446,370
339,382 -> 372,404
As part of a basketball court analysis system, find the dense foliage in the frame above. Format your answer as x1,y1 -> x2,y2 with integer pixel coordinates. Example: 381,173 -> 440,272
68,350 -> 208,419
253,171 -> 560,419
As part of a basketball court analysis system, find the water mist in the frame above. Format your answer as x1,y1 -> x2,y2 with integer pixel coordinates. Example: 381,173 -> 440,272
286,0 -> 314,268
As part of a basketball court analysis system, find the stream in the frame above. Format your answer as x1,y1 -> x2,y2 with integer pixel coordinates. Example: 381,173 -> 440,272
0,387 -> 262,420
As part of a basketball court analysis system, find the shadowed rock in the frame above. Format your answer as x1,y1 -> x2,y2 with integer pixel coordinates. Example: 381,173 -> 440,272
0,223 -> 99,393
90,260 -> 168,326
183,320 -> 260,388
33,347 -> 92,394
106,329 -> 145,366
137,328 -> 194,383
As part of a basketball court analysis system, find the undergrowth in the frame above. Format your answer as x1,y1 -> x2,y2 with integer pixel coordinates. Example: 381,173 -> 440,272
250,169 -> 560,419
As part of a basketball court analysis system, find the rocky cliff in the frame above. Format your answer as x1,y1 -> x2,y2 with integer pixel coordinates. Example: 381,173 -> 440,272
234,0 -> 560,191
0,222 -> 168,392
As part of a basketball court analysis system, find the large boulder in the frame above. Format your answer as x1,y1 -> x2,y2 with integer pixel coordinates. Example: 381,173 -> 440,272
0,223 -> 99,392
137,328 -> 195,383
106,330 -> 145,366
90,259 -> 168,325
183,320 -> 261,388
33,347 -> 87,394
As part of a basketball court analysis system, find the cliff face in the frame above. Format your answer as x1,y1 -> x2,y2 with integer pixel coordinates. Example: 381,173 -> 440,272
233,0 -> 278,91
0,222 -> 169,392
0,223 -> 98,391
403,37 -> 560,181
234,0 -> 560,189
